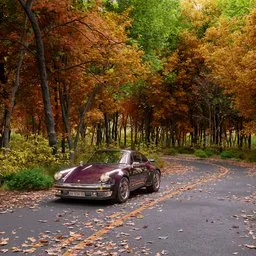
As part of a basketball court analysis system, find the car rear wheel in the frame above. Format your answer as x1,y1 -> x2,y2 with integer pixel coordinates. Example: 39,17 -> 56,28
147,170 -> 160,193
115,177 -> 130,203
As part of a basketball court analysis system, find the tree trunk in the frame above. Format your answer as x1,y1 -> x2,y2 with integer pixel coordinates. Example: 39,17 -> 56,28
144,107 -> 152,146
104,112 -> 110,145
248,135 -> 251,150
124,125 -> 127,147
18,0 -> 57,150
2,49 -> 23,148
61,135 -> 65,154
96,123 -> 102,146
155,127 -> 159,146
73,84 -> 101,153
1,13 -> 29,148
114,112 -> 118,141
59,82 -> 72,151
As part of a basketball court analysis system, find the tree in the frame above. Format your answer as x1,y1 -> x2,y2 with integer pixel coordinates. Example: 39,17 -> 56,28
117,0 -> 181,69
18,0 -> 57,149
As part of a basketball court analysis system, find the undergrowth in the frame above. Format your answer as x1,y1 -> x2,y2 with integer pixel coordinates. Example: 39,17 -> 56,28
4,168 -> 53,191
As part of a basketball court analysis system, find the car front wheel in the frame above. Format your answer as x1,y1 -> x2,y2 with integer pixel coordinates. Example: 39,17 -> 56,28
115,177 -> 130,203
147,170 -> 160,193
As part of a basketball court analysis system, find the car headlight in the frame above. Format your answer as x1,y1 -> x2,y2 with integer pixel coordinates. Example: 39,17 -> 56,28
54,167 -> 75,181
54,172 -> 63,181
100,173 -> 111,183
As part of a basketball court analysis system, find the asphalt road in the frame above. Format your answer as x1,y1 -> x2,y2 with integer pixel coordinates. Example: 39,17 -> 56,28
0,157 -> 255,256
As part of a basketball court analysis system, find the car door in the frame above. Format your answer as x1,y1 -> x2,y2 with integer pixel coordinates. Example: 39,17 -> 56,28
130,152 -> 145,189
139,152 -> 150,183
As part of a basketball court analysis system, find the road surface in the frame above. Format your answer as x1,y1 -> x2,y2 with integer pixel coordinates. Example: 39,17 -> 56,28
0,157 -> 255,255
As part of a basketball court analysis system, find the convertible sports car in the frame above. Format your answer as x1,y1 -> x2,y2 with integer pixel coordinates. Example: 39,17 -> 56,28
54,149 -> 161,203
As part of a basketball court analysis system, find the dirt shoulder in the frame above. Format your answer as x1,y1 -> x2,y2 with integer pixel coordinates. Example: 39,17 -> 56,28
0,190 -> 54,213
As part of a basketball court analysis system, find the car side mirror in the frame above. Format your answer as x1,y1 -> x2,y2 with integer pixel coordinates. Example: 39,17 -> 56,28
148,158 -> 155,163
132,161 -> 140,168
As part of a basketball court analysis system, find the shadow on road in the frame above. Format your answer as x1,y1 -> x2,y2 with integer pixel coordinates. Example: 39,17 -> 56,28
43,187 -> 150,209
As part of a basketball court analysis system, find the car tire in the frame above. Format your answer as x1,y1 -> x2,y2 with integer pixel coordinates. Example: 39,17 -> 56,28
147,170 -> 160,193
115,177 -> 130,203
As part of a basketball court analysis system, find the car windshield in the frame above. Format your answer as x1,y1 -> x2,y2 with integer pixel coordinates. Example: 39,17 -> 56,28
87,151 -> 129,164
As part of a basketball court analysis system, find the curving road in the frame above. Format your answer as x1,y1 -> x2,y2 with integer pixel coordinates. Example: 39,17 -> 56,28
0,157 -> 255,256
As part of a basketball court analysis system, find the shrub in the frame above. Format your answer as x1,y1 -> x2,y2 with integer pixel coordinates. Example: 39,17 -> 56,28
230,149 -> 245,160
163,148 -> 177,156
204,149 -> 214,157
0,134 -> 70,176
194,149 -> 208,158
74,140 -> 97,164
177,147 -> 194,154
246,150 -> 256,162
220,151 -> 233,159
5,168 -> 54,191
154,158 -> 165,169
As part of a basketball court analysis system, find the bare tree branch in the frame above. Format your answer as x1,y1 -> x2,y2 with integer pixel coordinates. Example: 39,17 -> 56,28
51,60 -> 99,73
0,38 -> 35,56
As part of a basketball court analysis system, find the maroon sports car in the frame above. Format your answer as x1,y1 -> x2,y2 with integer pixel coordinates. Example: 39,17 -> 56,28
54,149 -> 161,203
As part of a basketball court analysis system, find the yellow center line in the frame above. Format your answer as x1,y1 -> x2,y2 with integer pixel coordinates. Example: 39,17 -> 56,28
62,162 -> 229,256
106,212 -> 122,219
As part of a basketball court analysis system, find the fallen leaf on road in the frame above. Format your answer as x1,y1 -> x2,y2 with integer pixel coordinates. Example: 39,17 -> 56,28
244,244 -> 256,249
39,239 -> 49,244
0,238 -> 9,246
119,232 -> 130,236
137,214 -> 144,219
38,220 -> 47,223
158,236 -> 168,240
11,247 -> 22,252
23,248 -> 36,253
126,221 -> 135,226
27,237 -> 36,243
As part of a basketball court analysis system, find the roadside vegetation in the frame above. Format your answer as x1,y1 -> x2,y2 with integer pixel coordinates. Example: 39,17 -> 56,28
0,133 -> 255,191
1,0 -> 256,190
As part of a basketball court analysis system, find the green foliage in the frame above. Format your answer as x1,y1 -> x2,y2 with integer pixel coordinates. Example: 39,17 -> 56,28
218,0 -> 256,17
4,168 -> 53,191
252,135 -> 256,146
154,157 -> 165,169
117,0 -> 182,63
73,0 -> 95,10
74,140 -> 97,164
219,149 -> 256,162
103,0 -> 119,10
229,149 -> 245,160
177,147 -> 194,154
138,144 -> 164,168
0,134 -> 70,176
246,149 -> 256,162
220,150 -> 233,159
194,149 -> 208,158
163,148 -> 178,155
204,149 -> 215,157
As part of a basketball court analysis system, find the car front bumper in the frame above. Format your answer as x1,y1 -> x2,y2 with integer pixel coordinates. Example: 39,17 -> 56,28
54,183 -> 115,200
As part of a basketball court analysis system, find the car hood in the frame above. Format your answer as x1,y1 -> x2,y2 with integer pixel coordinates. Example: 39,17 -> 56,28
62,163 -> 122,184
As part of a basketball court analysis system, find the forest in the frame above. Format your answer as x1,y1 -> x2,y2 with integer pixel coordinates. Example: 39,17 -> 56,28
1,0 -> 256,176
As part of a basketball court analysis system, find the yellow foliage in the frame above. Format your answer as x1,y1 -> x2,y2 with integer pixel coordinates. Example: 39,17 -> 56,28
0,134 -> 70,176
243,121 -> 256,135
